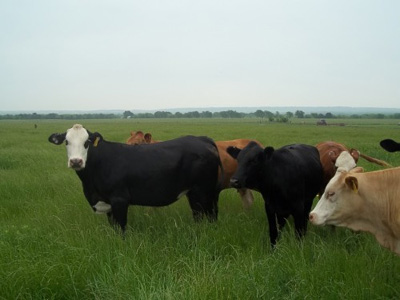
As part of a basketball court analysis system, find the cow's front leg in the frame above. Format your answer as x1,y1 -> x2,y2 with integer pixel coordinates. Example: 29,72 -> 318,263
264,201 -> 278,248
108,197 -> 129,233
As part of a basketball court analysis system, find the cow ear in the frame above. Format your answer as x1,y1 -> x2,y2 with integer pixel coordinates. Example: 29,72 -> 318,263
328,150 -> 339,162
88,132 -> 103,146
144,133 -> 152,143
349,148 -> 360,161
380,139 -> 400,152
345,176 -> 358,193
264,146 -> 274,159
227,146 -> 241,159
48,132 -> 66,145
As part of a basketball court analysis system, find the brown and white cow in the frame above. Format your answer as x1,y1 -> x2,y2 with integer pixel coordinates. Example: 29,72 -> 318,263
316,141 -> 391,194
126,131 -> 262,208
309,166 -> 400,256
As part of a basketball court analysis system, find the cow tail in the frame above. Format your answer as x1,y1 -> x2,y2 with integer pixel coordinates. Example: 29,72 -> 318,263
359,152 -> 392,168
210,140 -> 224,192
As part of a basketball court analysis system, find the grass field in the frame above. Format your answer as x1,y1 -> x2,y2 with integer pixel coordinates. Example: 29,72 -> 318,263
1,118 -> 399,299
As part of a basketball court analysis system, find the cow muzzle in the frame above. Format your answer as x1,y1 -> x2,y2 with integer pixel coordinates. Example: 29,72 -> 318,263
69,158 -> 84,170
230,178 -> 242,189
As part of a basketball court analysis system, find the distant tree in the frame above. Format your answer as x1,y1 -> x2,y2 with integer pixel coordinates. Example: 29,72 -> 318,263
286,111 -> 294,119
295,110 -> 305,118
200,111 -> 212,118
123,110 -> 134,119
325,112 -> 334,118
174,112 -> 183,118
255,110 -> 265,119
154,111 -> 172,118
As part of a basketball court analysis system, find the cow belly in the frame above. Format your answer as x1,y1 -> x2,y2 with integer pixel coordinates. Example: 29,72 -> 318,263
128,188 -> 189,206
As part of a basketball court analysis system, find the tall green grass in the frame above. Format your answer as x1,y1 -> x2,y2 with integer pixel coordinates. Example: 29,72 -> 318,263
0,119 -> 399,299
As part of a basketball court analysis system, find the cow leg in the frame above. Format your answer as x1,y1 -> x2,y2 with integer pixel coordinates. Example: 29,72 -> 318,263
187,189 -> 219,222
108,197 -> 129,232
264,201 -> 278,247
292,209 -> 307,239
277,215 -> 287,231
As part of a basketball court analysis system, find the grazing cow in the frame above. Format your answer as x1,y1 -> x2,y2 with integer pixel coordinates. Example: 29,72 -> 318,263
227,142 -> 322,247
126,131 -> 263,209
49,124 -> 222,231
316,141 -> 391,194
309,167 -> 400,256
380,139 -> 400,152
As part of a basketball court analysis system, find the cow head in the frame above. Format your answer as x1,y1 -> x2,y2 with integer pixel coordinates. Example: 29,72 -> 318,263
227,141 -> 268,190
48,124 -> 102,171
335,151 -> 357,172
309,167 -> 363,226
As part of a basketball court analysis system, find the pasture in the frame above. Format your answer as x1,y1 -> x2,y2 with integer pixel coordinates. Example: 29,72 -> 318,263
0,118 -> 399,299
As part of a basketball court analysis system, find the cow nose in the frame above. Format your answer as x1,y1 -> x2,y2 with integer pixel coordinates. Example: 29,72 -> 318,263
230,178 -> 241,188
69,158 -> 83,169
309,212 -> 316,223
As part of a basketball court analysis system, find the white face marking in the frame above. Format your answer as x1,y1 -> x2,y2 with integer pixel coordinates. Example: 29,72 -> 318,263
93,201 -> 112,214
335,151 -> 356,172
309,174 -> 343,225
65,124 -> 89,170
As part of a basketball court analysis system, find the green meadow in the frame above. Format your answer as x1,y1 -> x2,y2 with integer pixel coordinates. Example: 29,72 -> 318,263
0,118 -> 399,299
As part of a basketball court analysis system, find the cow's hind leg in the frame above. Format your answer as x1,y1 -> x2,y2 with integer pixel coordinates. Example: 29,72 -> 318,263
187,189 -> 219,222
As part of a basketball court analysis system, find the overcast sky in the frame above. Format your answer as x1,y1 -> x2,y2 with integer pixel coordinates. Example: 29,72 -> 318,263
1,0 -> 399,111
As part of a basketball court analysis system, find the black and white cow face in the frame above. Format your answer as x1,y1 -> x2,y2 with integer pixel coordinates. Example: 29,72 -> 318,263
48,124 -> 101,171
227,141 -> 266,190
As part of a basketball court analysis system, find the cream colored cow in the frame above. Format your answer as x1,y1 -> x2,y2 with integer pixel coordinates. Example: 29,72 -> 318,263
309,166 -> 400,256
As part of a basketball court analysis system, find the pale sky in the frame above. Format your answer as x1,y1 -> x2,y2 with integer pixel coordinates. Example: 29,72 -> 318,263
1,0 -> 399,111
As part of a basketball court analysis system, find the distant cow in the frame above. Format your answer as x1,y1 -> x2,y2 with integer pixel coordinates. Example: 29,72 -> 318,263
380,139 -> 400,152
316,141 -> 391,194
126,131 -> 262,209
126,131 -> 156,145
227,142 -> 322,247
49,124 -> 222,231
309,166 -> 400,256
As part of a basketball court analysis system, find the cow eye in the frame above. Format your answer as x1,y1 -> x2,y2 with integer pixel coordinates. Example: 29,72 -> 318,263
84,140 -> 89,148
65,140 -> 69,146
327,191 -> 336,202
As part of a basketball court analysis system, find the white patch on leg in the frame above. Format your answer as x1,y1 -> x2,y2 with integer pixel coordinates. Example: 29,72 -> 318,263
93,201 -> 112,214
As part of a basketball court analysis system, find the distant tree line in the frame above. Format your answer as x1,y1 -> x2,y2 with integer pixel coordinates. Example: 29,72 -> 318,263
1,110 -> 400,120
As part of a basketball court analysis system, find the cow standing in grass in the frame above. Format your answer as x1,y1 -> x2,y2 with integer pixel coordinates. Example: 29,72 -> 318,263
227,142 -> 322,247
49,124 -> 222,231
125,130 -> 263,209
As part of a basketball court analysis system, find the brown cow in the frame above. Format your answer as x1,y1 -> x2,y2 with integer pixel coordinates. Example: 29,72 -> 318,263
316,141 -> 391,194
126,131 -> 262,208
126,131 -> 156,145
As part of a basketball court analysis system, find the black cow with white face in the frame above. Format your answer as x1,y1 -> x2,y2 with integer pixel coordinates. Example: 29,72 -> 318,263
49,124 -> 222,231
227,142 -> 322,247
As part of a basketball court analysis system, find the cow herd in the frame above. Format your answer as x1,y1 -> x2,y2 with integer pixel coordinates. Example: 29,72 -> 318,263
49,124 -> 400,256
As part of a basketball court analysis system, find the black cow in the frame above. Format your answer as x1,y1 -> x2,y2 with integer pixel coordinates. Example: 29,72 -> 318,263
48,124 -> 222,231
227,142 -> 322,247
380,139 -> 400,152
